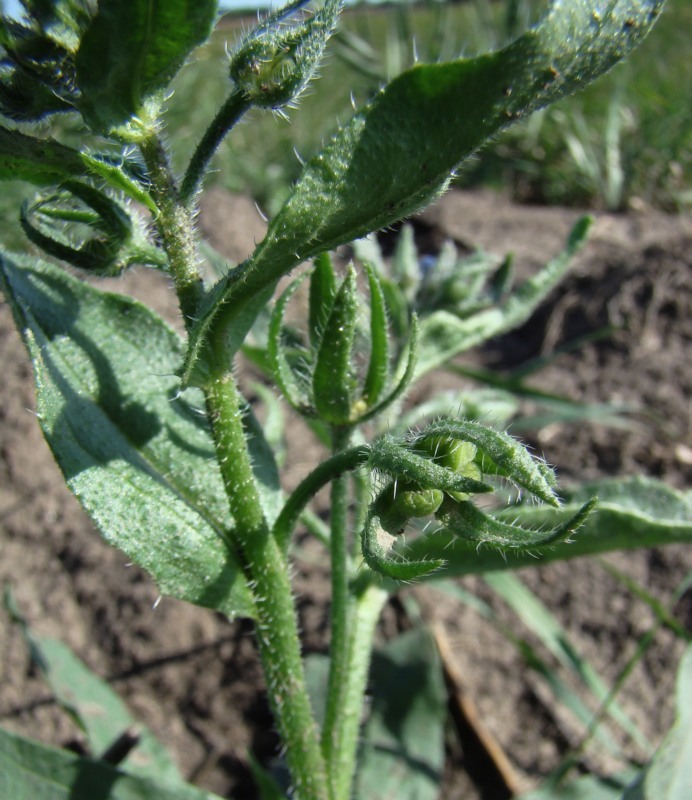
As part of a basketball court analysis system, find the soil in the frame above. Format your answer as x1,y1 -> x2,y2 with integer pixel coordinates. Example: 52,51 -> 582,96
1,187 -> 690,799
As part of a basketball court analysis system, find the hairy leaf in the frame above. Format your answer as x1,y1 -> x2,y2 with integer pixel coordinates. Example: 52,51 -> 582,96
182,0 -> 663,384
6,593 -> 180,783
622,645 -> 692,800
76,0 -> 218,133
356,627 -> 446,800
0,251 -> 255,619
0,127 -> 87,185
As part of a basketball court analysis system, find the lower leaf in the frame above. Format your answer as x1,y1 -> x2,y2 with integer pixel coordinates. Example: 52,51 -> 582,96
0,251 -> 255,619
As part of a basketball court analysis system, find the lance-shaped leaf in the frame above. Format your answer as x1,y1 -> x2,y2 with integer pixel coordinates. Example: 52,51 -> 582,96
181,0 -> 663,384
6,592 -> 181,784
622,645 -> 692,800
357,627 -> 446,800
403,477 -> 692,579
0,251 -> 256,619
76,0 -> 219,134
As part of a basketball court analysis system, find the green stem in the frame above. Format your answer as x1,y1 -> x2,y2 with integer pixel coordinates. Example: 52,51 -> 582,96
273,444 -> 371,552
206,367 -> 329,800
143,121 -> 326,797
180,88 -> 251,205
322,425 -> 356,798
139,134 -> 203,326
330,579 -> 388,800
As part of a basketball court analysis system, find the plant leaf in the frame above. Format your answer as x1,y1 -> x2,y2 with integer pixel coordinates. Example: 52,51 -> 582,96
0,127 -> 87,185
181,0 -> 662,383
517,770 -> 640,799
0,251 -> 255,619
356,627 -> 446,800
402,477 -> 692,578
0,727 -> 224,800
5,592 -> 181,782
621,644 -> 692,800
76,0 -> 218,133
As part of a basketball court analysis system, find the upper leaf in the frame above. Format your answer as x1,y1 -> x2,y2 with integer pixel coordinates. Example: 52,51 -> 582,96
0,250 -> 255,619
181,0 -> 665,384
76,0 -> 218,134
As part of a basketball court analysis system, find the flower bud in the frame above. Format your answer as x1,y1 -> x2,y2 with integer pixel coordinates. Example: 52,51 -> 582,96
229,0 -> 342,111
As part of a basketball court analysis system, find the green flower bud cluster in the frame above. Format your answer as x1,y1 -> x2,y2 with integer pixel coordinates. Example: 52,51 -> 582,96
228,0 -> 342,111
373,435 -> 486,535
362,421 -> 594,581
268,253 -> 416,426
20,180 -> 166,277
0,1 -> 94,122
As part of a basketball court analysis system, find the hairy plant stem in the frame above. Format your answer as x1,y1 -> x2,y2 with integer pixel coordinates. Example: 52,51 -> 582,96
138,133 -> 203,326
181,88 -> 251,205
205,365 -> 329,800
332,580 -> 388,799
273,444 -> 371,552
147,132 -> 328,798
322,425 -> 358,799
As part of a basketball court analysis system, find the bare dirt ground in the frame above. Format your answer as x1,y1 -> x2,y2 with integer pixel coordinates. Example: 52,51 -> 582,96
1,188 -> 690,799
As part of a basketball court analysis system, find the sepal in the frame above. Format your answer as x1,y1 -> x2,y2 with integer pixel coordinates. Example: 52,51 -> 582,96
361,511 -> 443,581
435,496 -> 596,549
229,0 -> 342,111
360,418 -> 575,580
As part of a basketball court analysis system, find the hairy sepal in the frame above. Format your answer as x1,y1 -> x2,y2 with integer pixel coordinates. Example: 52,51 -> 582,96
229,0 -> 343,110
369,434 -> 492,497
362,512 -> 443,581
435,496 -> 596,549
412,419 -> 561,506
401,477 -> 692,579
181,0 -> 662,383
